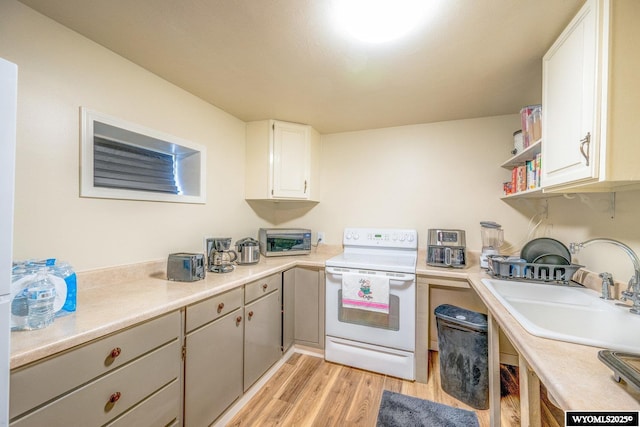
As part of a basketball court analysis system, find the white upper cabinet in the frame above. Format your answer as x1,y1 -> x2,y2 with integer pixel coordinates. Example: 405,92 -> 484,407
272,122 -> 310,198
542,0 -> 640,192
542,1 -> 597,188
245,120 -> 320,201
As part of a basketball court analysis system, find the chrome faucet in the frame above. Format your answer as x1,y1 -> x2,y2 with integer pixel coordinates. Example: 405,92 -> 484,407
599,272 -> 614,300
570,238 -> 640,315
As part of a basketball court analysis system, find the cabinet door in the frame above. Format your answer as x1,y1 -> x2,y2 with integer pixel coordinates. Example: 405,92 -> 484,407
282,269 -> 295,353
184,308 -> 243,427
272,121 -> 310,199
294,267 -> 324,348
244,291 -> 281,391
542,0 -> 599,188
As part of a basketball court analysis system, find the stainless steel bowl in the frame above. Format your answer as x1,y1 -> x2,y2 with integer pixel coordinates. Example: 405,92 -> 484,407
236,237 -> 260,265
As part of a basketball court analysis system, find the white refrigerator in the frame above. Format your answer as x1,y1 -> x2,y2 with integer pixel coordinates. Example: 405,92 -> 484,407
0,57 -> 17,427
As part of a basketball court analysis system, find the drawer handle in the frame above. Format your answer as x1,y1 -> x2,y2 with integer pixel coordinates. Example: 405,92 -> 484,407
109,392 -> 121,404
236,315 -> 242,324
248,311 -> 254,318
217,302 -> 225,312
262,283 -> 268,291
110,347 -> 122,359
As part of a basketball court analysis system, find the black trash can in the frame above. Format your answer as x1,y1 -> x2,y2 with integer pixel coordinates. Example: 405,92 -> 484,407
434,304 -> 489,410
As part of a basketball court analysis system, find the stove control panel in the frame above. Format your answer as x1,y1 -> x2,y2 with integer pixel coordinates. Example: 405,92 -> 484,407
343,227 -> 418,249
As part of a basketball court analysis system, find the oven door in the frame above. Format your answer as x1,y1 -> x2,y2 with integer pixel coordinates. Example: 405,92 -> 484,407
325,266 -> 415,351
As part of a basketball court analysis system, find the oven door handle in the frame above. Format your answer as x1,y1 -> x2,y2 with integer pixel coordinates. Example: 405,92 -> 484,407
325,267 -> 415,282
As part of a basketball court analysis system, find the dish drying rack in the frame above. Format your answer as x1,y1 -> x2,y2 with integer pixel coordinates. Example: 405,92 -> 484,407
487,255 -> 583,284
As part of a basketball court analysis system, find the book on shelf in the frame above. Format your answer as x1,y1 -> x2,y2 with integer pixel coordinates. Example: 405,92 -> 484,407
517,165 -> 527,192
535,153 -> 541,188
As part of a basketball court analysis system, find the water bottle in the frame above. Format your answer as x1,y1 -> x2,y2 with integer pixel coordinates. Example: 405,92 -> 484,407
26,268 -> 56,330
52,261 -> 77,313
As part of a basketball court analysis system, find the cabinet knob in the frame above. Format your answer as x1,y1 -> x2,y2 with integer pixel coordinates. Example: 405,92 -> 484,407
217,302 -> 225,312
248,311 -> 254,318
304,179 -> 307,194
262,283 -> 268,291
236,315 -> 242,324
109,392 -> 121,404
110,347 -> 122,359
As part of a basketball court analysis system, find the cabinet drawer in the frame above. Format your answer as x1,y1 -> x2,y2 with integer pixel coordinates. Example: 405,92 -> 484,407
11,339 -> 180,427
186,287 -> 243,332
245,273 -> 281,304
105,380 -> 180,427
10,311 -> 180,419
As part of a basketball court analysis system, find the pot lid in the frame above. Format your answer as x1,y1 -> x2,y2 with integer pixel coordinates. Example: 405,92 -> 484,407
480,221 -> 502,229
236,237 -> 259,246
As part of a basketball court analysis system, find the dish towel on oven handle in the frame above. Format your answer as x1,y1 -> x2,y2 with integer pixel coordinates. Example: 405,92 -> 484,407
341,272 -> 390,314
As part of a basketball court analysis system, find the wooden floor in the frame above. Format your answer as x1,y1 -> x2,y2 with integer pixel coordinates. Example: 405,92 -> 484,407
227,351 -> 564,427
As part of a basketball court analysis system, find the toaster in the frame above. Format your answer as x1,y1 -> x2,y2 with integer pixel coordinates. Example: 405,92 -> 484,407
167,253 -> 206,282
426,229 -> 467,268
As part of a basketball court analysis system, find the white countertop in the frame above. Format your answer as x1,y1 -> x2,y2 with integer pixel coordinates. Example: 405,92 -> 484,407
10,247 -> 339,369
467,271 -> 640,410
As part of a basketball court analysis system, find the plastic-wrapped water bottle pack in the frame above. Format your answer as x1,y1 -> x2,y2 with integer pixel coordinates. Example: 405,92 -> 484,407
10,259 -> 77,331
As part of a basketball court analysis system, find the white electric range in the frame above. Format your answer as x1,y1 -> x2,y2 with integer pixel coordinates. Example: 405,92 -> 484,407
325,227 -> 418,380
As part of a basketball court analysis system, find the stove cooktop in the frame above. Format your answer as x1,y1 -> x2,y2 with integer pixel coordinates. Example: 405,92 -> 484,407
325,227 -> 418,274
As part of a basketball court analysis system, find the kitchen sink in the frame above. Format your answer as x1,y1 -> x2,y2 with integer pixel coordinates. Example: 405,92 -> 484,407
481,278 -> 640,353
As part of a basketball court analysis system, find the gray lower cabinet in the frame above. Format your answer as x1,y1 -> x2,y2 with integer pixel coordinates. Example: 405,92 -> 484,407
282,268 -> 295,352
9,311 -> 182,427
9,268 -> 325,427
285,266 -> 325,349
184,288 -> 244,426
244,274 -> 282,391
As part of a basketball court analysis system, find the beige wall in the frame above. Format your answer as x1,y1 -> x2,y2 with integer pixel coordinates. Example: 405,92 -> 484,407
4,0 -> 640,284
546,192 -> 640,287
0,0 -> 269,271
284,115 -> 536,253
282,118 -> 640,283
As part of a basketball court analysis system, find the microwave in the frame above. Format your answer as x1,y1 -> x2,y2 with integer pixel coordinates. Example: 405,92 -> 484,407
258,228 -> 311,257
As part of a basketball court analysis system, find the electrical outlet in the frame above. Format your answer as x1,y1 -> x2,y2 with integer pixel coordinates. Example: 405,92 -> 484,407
317,231 -> 325,243
203,236 -> 213,253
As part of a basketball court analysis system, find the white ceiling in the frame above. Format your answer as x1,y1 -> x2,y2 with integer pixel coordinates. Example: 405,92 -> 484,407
19,0 -> 584,134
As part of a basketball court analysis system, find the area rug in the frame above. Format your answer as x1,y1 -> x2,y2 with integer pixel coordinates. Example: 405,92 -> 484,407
376,390 -> 479,427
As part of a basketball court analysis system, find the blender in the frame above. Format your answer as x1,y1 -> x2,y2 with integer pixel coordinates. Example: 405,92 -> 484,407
480,221 -> 504,269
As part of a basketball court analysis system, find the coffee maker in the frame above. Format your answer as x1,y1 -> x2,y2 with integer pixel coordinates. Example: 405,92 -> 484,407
206,237 -> 238,273
427,229 -> 466,268
480,221 -> 504,269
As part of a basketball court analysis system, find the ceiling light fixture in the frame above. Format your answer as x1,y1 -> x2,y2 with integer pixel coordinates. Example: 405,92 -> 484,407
332,0 -> 432,44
